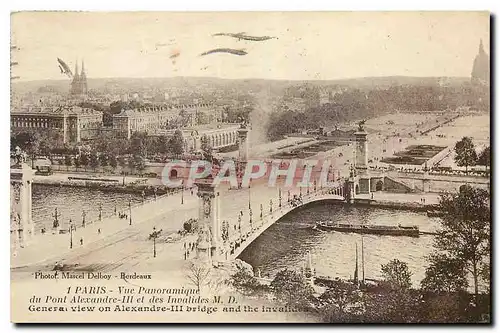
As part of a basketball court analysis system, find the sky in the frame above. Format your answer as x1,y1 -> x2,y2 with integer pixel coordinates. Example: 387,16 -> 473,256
10,11 -> 490,81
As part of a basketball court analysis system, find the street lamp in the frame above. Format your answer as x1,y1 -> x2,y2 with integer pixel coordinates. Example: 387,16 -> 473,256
181,184 -> 184,205
69,219 -> 73,249
128,198 -> 132,226
238,214 -> 242,239
279,188 -> 282,208
98,203 -> 102,221
269,199 -> 273,213
149,227 -> 162,258
53,208 -> 60,229
82,210 -> 86,228
260,204 -> 263,220
249,207 -> 253,230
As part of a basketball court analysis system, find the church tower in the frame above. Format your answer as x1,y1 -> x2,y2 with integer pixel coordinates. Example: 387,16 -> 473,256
80,60 -> 88,95
69,59 -> 88,97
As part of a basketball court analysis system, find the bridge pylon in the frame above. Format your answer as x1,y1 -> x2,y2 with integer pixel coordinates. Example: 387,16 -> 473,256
195,178 -> 224,266
10,155 -> 34,252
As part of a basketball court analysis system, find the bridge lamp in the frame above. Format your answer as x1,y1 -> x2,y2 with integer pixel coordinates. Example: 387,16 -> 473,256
69,219 -> 73,249
279,188 -> 282,208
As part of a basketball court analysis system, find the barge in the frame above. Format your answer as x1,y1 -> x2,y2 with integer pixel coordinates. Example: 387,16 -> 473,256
314,221 -> 420,237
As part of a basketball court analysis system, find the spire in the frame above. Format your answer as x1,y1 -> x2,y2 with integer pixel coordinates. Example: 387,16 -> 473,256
81,59 -> 85,76
479,39 -> 485,54
73,59 -> 80,79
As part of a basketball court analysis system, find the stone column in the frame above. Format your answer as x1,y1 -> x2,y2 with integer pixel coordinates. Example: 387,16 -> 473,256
10,162 -> 35,249
237,127 -> 249,162
354,127 -> 371,194
195,179 -> 222,264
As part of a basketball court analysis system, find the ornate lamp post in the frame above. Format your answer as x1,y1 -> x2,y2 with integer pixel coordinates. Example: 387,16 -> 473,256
287,190 -> 290,203
69,219 -> 73,249
98,203 -> 102,221
149,227 -> 162,258
269,199 -> 273,214
249,207 -> 253,230
82,210 -> 86,228
260,204 -> 263,219
238,214 -> 242,239
53,208 -> 60,229
279,188 -> 282,208
128,198 -> 132,226
181,184 -> 184,205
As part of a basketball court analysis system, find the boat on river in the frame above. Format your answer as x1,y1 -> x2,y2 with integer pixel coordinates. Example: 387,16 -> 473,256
314,221 -> 420,237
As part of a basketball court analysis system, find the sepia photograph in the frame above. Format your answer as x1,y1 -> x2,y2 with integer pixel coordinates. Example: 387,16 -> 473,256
9,11 -> 491,323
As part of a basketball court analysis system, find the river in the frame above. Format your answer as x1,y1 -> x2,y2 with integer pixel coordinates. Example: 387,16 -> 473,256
239,202 -> 441,286
32,185 -> 145,231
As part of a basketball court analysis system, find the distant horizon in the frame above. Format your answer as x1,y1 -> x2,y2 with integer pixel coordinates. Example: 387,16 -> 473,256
12,74 -> 472,85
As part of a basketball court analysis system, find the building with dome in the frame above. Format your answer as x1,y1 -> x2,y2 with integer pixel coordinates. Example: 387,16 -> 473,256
471,39 -> 490,85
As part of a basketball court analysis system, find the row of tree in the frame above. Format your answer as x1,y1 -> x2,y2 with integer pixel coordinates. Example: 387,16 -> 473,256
267,84 -> 489,141
454,137 -> 490,173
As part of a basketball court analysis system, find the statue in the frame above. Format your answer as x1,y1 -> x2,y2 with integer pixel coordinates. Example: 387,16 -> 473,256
13,146 -> 27,165
349,164 -> 356,178
357,120 -> 366,132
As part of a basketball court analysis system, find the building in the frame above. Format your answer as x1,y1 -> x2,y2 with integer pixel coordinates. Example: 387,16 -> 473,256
471,39 -> 490,85
70,60 -> 88,97
11,106 -> 103,144
112,103 -> 221,139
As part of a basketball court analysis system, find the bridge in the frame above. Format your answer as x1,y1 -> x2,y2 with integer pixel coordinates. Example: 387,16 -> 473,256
228,186 -> 345,260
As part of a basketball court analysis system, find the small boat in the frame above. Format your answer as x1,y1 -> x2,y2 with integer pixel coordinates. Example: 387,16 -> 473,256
427,210 -> 445,218
315,221 -> 420,237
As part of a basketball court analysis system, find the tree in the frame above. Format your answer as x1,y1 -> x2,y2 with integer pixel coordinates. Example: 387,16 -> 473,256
74,156 -> 81,170
421,253 -> 468,294
364,259 -> 420,323
229,268 -> 268,297
319,278 -> 362,322
157,135 -> 169,155
186,262 -> 211,293
79,153 -> 89,171
100,154 -> 109,168
381,259 -> 412,290
109,155 -> 118,171
435,185 -> 490,299
130,132 -> 148,157
168,130 -> 185,157
89,152 -> 99,172
12,131 -> 41,167
200,135 -> 213,161
477,146 -> 490,171
117,156 -> 127,171
64,155 -> 73,171
133,155 -> 146,175
454,137 -> 477,174
270,269 -> 315,309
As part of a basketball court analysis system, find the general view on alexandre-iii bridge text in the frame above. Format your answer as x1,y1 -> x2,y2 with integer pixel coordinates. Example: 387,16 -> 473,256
10,11 -> 490,324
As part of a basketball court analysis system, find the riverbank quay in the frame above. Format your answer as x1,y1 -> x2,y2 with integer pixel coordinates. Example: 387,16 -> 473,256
32,172 -> 184,195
